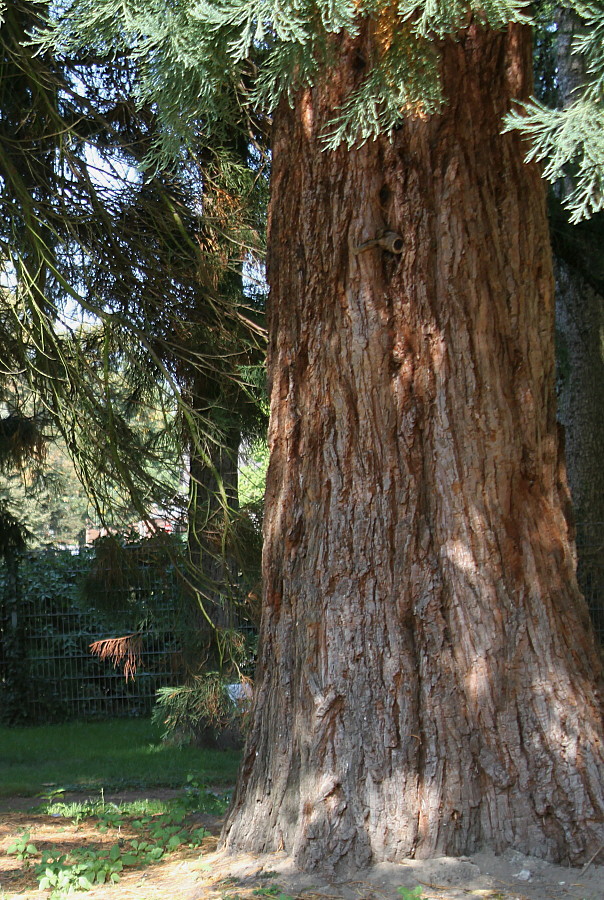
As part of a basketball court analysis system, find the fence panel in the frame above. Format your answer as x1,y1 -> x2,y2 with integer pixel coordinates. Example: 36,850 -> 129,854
0,548 -> 184,723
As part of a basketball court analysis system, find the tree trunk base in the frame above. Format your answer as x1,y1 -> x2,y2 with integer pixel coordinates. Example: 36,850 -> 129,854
222,22 -> 604,872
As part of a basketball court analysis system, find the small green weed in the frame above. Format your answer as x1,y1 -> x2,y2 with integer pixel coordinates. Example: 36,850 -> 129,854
6,830 -> 38,861
36,780 -> 229,824
397,888 -> 424,900
40,795 -> 152,822
36,845 -> 124,894
8,786 -> 213,899
182,775 -> 231,815
253,888 -> 294,900
35,794 -> 123,827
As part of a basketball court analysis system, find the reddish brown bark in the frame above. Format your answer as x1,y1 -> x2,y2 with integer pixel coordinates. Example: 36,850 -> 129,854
222,23 -> 604,871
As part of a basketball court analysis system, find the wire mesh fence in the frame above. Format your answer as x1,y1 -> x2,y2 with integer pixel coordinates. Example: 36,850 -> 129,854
0,546 -> 186,723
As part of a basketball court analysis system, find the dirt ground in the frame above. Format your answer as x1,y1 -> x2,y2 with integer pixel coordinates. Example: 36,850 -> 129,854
1,792 -> 602,900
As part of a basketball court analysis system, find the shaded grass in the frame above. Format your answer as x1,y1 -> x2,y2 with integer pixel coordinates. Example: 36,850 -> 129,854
0,718 -> 241,797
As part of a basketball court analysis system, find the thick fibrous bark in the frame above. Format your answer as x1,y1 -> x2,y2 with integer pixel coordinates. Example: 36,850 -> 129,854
223,24 -> 604,871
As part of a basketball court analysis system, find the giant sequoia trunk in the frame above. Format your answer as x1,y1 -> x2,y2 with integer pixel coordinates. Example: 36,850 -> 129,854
223,23 -> 604,870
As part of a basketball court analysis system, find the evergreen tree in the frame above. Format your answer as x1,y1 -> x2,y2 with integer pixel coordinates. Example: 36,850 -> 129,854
0,0 -> 266,538
39,0 -> 604,871
506,1 -> 604,222
546,6 -> 604,643
0,1 -> 268,706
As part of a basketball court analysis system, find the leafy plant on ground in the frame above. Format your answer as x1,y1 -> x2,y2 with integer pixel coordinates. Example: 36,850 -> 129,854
397,888 -> 424,900
33,821 -> 211,897
219,877 -> 295,900
253,887 -> 295,900
10,787 -> 215,898
6,830 -> 37,861
36,846 -> 124,893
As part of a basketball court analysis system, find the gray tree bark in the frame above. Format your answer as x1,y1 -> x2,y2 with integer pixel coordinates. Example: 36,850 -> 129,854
554,8 -> 604,641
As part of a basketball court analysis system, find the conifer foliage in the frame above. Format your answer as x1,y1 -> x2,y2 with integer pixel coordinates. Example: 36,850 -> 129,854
41,1 -> 532,155
43,2 -> 604,224
507,2 -> 604,221
0,0 -> 265,533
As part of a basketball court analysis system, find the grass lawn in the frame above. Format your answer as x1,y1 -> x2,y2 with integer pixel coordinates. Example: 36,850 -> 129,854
0,718 -> 241,797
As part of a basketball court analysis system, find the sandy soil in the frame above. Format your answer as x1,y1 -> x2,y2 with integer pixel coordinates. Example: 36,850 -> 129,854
1,792 -> 602,900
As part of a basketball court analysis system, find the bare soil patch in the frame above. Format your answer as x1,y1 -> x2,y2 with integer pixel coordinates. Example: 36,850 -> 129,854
1,793 -> 602,900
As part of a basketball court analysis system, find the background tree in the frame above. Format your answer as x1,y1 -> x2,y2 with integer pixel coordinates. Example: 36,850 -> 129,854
507,0 -> 604,222
551,6 -> 604,639
0,2 -> 269,749
0,0 -> 267,598
0,437 -> 90,547
523,3 -> 604,640
39,0 -> 604,871
0,405 -> 45,554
